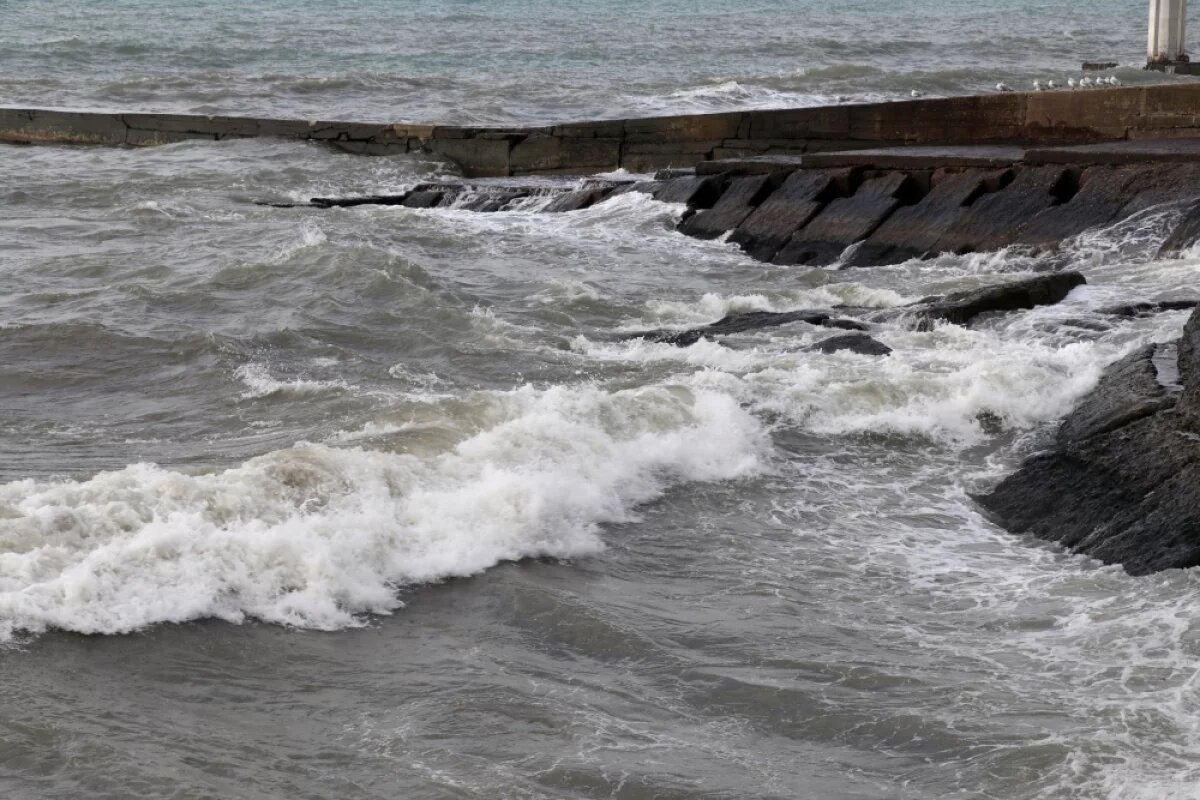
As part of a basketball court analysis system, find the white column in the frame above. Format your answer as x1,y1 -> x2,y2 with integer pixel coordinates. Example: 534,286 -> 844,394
1149,0 -> 1188,64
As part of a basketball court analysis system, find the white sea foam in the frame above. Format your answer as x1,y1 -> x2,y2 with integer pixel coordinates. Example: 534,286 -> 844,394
0,383 -> 765,641
235,363 -> 352,399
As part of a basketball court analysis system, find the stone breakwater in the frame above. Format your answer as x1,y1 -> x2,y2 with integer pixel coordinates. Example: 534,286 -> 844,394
297,139 -> 1200,576
9,82 -> 1200,176
301,139 -> 1200,270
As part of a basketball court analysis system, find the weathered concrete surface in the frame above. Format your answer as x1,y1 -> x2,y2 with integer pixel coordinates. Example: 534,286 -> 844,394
975,329 -> 1200,575
800,146 -> 1025,170
773,172 -> 919,266
12,82 -> 1200,176
1026,139 -> 1200,165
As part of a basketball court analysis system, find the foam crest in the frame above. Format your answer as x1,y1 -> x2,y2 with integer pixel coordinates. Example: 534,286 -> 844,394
236,363 -> 351,399
0,383 -> 765,641
639,286 -> 908,327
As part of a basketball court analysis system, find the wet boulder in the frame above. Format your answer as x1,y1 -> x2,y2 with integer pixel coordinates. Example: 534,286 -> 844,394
630,309 -> 867,347
309,193 -> 411,208
807,333 -> 892,356
902,271 -> 1086,328
976,331 -> 1200,575
1096,299 -> 1200,317
543,186 -> 613,213
1157,198 -> 1200,257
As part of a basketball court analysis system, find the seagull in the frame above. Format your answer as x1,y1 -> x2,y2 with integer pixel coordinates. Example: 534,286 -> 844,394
1048,79 -> 1059,89
1080,76 -> 1094,88
1067,77 -> 1078,89
996,82 -> 1014,93
1033,80 -> 1044,91
911,89 -> 924,98
1110,76 -> 1122,86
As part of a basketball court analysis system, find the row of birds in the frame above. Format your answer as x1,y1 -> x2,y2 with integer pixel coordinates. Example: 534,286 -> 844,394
1004,76 -> 1122,93
909,76 -> 1122,98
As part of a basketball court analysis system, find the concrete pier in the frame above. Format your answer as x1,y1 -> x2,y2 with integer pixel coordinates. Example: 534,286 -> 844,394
7,83 -> 1200,177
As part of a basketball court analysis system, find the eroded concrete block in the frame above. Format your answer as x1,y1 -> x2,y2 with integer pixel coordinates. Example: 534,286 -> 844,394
728,170 -> 839,262
773,172 -> 918,266
931,166 -> 1074,254
678,174 -> 778,240
847,168 -> 1006,267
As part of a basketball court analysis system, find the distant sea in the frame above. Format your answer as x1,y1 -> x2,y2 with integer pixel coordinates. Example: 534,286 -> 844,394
0,0 -> 1173,123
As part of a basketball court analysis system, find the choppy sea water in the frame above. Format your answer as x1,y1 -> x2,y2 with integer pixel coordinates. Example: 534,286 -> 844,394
1,0 -> 1194,123
4,3 -> 1200,800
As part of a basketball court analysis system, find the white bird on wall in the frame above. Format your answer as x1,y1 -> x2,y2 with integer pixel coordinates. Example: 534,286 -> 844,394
911,89 -> 924,98
1067,77 -> 1078,89
1048,79 -> 1059,89
1033,80 -> 1044,91
996,82 -> 1014,93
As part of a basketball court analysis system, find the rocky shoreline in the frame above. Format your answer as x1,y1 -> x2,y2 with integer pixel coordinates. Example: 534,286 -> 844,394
298,150 -> 1200,575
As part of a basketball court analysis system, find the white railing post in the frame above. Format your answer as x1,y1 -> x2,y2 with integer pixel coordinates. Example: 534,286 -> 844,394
1148,0 -> 1189,66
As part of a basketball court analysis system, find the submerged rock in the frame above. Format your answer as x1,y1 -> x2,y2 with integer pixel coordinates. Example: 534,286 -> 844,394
977,312 -> 1200,575
1096,299 -> 1200,317
807,333 -> 892,356
900,271 -> 1086,328
630,309 -> 867,347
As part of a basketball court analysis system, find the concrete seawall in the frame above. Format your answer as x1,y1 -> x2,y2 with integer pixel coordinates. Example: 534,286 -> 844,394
6,83 -> 1200,177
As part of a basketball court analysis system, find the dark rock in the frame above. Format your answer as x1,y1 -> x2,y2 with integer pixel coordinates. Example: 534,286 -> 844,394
458,190 -> 529,212
310,193 -> 410,208
932,166 -> 1076,254
846,169 -> 1005,267
807,333 -> 892,356
652,175 -> 724,208
1097,299 -> 1200,316
902,272 -> 1086,328
1158,198 -> 1200,256
631,309 -> 867,347
1056,344 -> 1177,444
678,174 -> 779,240
402,190 -> 446,209
728,170 -> 838,262
654,168 -> 695,180
542,187 -> 613,213
773,172 -> 919,267
975,339 -> 1200,575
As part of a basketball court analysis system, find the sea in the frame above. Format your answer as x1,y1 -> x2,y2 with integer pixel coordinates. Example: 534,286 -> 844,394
2,2 -> 1200,799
